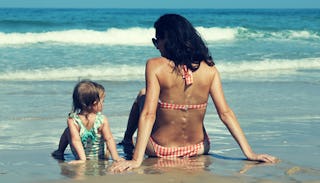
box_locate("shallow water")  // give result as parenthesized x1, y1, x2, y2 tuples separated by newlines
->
(0, 80, 319, 182)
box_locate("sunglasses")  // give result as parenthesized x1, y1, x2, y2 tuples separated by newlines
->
(152, 38, 158, 48)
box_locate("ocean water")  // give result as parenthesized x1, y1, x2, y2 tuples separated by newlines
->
(0, 8, 320, 182)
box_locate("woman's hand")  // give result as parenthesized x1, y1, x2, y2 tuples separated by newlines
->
(247, 153, 279, 163)
(68, 160, 86, 164)
(109, 159, 141, 173)
(114, 157, 125, 162)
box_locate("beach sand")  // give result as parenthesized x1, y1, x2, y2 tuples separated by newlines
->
(13, 151, 316, 183)
(0, 144, 319, 183)
(44, 157, 259, 183)
(44, 156, 320, 183)
(1, 80, 319, 183)
(50, 171, 246, 183)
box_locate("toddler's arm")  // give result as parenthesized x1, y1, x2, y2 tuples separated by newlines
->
(68, 118, 86, 163)
(101, 116, 124, 162)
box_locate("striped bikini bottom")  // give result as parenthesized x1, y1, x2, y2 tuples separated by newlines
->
(149, 137, 206, 158)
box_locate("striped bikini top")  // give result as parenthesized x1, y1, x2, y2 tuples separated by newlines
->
(158, 100, 207, 111)
(158, 65, 207, 111)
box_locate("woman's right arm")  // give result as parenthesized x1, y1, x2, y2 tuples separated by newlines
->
(209, 67, 277, 163)
(110, 58, 161, 172)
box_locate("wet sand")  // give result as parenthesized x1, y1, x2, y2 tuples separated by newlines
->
(46, 155, 320, 183)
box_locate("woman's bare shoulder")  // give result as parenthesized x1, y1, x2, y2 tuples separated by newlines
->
(199, 62, 218, 76)
(200, 61, 217, 69)
(146, 57, 172, 71)
(147, 57, 168, 64)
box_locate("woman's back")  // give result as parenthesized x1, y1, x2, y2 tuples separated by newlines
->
(150, 57, 216, 147)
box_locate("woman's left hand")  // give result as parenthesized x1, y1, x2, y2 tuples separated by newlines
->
(109, 160, 141, 173)
(68, 160, 86, 164)
(114, 157, 126, 162)
(247, 153, 279, 163)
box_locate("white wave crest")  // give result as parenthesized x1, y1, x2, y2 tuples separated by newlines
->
(218, 58, 320, 81)
(0, 27, 240, 45)
(219, 58, 320, 73)
(0, 27, 155, 45)
(197, 26, 238, 42)
(1, 27, 318, 46)
(0, 58, 319, 81)
(0, 65, 145, 81)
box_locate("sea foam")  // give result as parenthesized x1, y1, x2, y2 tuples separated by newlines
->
(1, 27, 317, 46)
(0, 58, 319, 81)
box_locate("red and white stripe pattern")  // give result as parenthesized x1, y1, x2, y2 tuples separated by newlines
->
(182, 65, 193, 85)
(158, 100, 207, 111)
(150, 137, 203, 158)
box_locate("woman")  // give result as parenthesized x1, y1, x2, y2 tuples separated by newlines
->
(112, 14, 277, 171)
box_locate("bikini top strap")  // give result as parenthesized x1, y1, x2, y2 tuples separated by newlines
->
(182, 65, 193, 85)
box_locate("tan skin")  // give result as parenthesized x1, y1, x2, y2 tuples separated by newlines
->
(111, 37, 277, 172)
(144, 59, 210, 154)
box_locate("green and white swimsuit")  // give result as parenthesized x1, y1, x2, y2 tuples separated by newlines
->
(69, 112, 105, 160)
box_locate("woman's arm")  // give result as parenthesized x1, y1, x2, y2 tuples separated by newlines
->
(131, 59, 160, 164)
(67, 118, 86, 163)
(209, 67, 277, 163)
(101, 116, 123, 162)
(111, 59, 160, 171)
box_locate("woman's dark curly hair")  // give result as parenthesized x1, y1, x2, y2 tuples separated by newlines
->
(154, 14, 214, 71)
